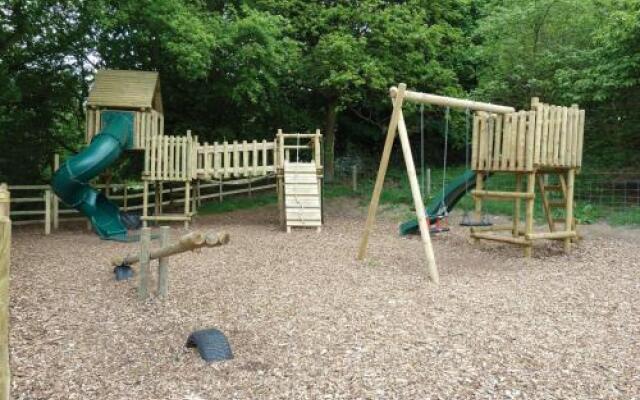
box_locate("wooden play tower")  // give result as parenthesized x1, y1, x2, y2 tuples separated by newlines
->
(469, 97, 585, 256)
(358, 84, 585, 283)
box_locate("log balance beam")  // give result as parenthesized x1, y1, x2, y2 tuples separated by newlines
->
(113, 227, 230, 300)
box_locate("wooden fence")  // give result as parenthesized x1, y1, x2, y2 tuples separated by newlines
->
(472, 98, 585, 172)
(7, 175, 276, 233)
(0, 184, 11, 400)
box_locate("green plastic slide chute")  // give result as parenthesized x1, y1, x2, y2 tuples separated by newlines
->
(399, 169, 478, 236)
(52, 111, 134, 241)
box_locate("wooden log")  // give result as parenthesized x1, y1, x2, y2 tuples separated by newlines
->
(478, 112, 488, 170)
(112, 230, 230, 267)
(138, 227, 150, 300)
(472, 190, 535, 199)
(470, 232, 529, 246)
(541, 104, 550, 166)
(531, 98, 543, 165)
(358, 84, 406, 260)
(516, 111, 527, 170)
(470, 224, 523, 233)
(560, 106, 568, 166)
(537, 174, 555, 232)
(390, 86, 515, 113)
(526, 231, 576, 241)
(509, 112, 519, 170)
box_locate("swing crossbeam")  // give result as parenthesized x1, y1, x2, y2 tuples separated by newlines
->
(390, 86, 515, 114)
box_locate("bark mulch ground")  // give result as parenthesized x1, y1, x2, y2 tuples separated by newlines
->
(8, 198, 640, 399)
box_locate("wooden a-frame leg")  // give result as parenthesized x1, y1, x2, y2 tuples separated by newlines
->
(397, 112, 439, 284)
(357, 84, 407, 261)
(142, 181, 149, 228)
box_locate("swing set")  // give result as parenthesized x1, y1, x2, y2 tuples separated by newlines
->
(358, 84, 585, 284)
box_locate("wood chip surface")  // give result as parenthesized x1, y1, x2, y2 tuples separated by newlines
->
(8, 199, 640, 399)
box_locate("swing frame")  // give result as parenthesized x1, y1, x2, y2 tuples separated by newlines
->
(357, 84, 515, 284)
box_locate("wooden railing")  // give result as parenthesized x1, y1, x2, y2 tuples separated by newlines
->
(195, 139, 277, 179)
(472, 98, 585, 172)
(7, 175, 276, 233)
(143, 132, 196, 181)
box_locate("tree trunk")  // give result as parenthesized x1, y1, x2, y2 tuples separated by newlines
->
(323, 98, 338, 181)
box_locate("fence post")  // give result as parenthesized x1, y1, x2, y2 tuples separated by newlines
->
(158, 226, 169, 298)
(138, 227, 151, 300)
(53, 154, 60, 229)
(0, 184, 11, 400)
(44, 189, 51, 235)
(352, 165, 358, 191)
(123, 186, 128, 211)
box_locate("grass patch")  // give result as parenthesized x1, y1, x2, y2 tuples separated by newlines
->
(197, 192, 277, 215)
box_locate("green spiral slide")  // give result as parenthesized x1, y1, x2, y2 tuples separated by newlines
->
(51, 111, 134, 241)
(399, 169, 477, 236)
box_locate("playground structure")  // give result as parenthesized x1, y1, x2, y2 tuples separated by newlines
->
(358, 84, 585, 283)
(0, 184, 11, 400)
(52, 70, 323, 240)
(112, 227, 230, 300)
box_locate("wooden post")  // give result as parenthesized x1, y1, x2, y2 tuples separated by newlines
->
(123, 186, 128, 211)
(158, 226, 169, 298)
(44, 189, 51, 235)
(142, 181, 149, 228)
(184, 181, 191, 229)
(352, 164, 358, 191)
(426, 168, 432, 197)
(564, 169, 575, 252)
(53, 154, 60, 229)
(357, 84, 407, 261)
(474, 172, 484, 221)
(513, 174, 522, 237)
(0, 184, 10, 400)
(524, 172, 536, 257)
(138, 227, 150, 300)
(154, 181, 161, 222)
(219, 178, 223, 203)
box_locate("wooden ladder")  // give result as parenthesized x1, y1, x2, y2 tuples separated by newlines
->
(538, 173, 577, 237)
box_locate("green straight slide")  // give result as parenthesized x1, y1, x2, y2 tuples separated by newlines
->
(399, 169, 477, 236)
(52, 111, 134, 240)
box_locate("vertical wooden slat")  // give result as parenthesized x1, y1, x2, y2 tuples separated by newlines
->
(553, 106, 561, 166)
(233, 141, 240, 177)
(569, 105, 578, 167)
(150, 136, 157, 180)
(517, 111, 527, 170)
(223, 141, 230, 179)
(577, 109, 585, 168)
(492, 115, 503, 170)
(252, 140, 258, 176)
(242, 140, 249, 177)
(532, 98, 543, 165)
(501, 113, 512, 170)
(262, 139, 268, 175)
(541, 104, 550, 166)
(559, 107, 568, 166)
(214, 142, 221, 179)
(471, 114, 480, 170)
(509, 112, 519, 170)
(525, 110, 536, 171)
(486, 115, 495, 170)
(163, 133, 169, 180)
(477, 113, 488, 170)
(182, 136, 187, 181)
